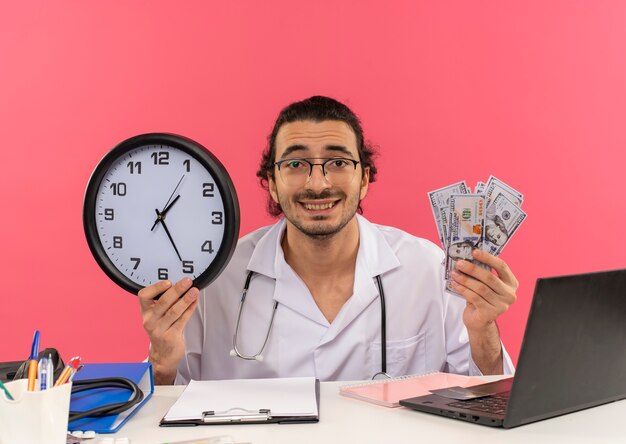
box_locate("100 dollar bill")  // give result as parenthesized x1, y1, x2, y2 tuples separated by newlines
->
(444, 194, 487, 292)
(483, 193, 527, 256)
(484, 175, 523, 207)
(428, 181, 469, 249)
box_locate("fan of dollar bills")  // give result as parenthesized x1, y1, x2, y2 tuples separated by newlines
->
(428, 176, 527, 293)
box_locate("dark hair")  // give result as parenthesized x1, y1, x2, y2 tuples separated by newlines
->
(256, 95, 378, 217)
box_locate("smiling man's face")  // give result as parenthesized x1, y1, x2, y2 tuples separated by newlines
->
(268, 119, 369, 239)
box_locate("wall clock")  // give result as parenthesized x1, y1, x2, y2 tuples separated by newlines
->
(83, 133, 239, 294)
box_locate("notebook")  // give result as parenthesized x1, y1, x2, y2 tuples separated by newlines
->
(400, 268, 626, 428)
(340, 372, 483, 407)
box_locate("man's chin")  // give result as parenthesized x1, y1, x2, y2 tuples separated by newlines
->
(300, 223, 341, 238)
(289, 218, 346, 239)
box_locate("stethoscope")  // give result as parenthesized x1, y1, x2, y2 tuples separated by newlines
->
(230, 270, 390, 379)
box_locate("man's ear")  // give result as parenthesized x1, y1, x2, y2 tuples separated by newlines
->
(359, 166, 370, 200)
(268, 173, 279, 203)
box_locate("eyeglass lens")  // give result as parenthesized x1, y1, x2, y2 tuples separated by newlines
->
(277, 158, 358, 186)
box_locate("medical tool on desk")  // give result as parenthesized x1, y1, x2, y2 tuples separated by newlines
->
(229, 270, 390, 379)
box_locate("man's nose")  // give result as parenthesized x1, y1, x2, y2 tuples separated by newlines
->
(305, 164, 330, 188)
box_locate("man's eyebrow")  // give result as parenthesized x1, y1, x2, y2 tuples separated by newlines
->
(280, 145, 307, 159)
(279, 144, 356, 159)
(325, 145, 355, 158)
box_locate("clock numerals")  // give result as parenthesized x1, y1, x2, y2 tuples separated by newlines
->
(151, 151, 170, 165)
(182, 260, 194, 274)
(86, 134, 239, 295)
(111, 182, 127, 196)
(203, 183, 215, 197)
(201, 240, 214, 253)
(113, 236, 123, 248)
(211, 211, 223, 225)
(126, 161, 142, 174)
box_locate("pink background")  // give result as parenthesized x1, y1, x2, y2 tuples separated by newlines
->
(1, 1, 624, 366)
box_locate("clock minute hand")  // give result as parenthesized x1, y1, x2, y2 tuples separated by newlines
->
(155, 209, 183, 262)
(150, 174, 185, 231)
(150, 194, 181, 231)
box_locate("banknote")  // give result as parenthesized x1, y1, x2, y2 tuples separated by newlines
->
(482, 193, 527, 256)
(444, 194, 487, 291)
(430, 177, 526, 295)
(428, 181, 469, 249)
(484, 175, 523, 207)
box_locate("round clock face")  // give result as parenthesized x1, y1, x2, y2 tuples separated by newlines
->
(83, 133, 239, 294)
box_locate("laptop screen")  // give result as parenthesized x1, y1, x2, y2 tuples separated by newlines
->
(505, 269, 626, 427)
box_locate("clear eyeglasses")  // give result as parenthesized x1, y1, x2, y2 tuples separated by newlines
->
(274, 157, 360, 186)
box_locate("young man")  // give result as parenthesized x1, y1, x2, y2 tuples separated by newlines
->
(139, 96, 518, 385)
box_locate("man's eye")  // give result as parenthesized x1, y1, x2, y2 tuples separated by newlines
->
(286, 160, 303, 168)
(331, 159, 348, 168)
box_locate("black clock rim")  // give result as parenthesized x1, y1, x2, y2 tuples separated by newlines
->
(83, 132, 240, 295)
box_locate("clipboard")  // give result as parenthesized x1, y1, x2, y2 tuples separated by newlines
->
(160, 377, 320, 426)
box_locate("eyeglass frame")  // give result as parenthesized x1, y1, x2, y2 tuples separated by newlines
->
(273, 157, 361, 185)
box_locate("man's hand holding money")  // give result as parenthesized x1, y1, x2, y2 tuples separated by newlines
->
(449, 249, 518, 331)
(449, 248, 519, 374)
(429, 176, 525, 374)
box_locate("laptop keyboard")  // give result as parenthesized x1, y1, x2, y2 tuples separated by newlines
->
(446, 392, 510, 415)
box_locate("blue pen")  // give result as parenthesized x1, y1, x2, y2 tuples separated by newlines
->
(27, 330, 40, 392)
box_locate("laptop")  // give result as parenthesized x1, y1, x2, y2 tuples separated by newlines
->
(400, 268, 626, 428)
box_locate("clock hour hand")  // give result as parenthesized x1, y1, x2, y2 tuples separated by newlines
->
(155, 209, 183, 262)
(151, 194, 181, 231)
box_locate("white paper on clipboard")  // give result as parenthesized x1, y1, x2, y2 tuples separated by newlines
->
(163, 377, 318, 421)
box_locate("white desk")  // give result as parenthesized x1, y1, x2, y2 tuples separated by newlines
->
(107, 381, 626, 444)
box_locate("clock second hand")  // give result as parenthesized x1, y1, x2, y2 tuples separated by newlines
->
(155, 209, 183, 262)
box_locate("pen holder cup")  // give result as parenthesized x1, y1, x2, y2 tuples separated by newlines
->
(0, 379, 72, 444)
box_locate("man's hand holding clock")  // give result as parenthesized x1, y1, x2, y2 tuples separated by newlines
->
(139, 278, 199, 385)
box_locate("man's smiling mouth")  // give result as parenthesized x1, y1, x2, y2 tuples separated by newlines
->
(301, 200, 338, 210)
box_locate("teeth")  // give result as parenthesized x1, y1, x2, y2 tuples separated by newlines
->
(304, 202, 335, 210)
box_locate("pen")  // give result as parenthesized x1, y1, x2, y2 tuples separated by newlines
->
(47, 353, 54, 388)
(54, 356, 81, 387)
(39, 357, 48, 390)
(27, 330, 40, 392)
(0, 380, 14, 401)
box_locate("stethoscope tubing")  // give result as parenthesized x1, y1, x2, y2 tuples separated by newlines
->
(231, 271, 388, 377)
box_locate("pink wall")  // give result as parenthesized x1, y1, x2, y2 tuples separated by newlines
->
(2, 1, 625, 365)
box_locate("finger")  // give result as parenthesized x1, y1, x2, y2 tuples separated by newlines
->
(156, 287, 199, 334)
(152, 278, 194, 319)
(451, 270, 512, 309)
(169, 294, 199, 334)
(455, 260, 508, 296)
(138, 280, 172, 311)
(471, 250, 519, 288)
(450, 280, 493, 312)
